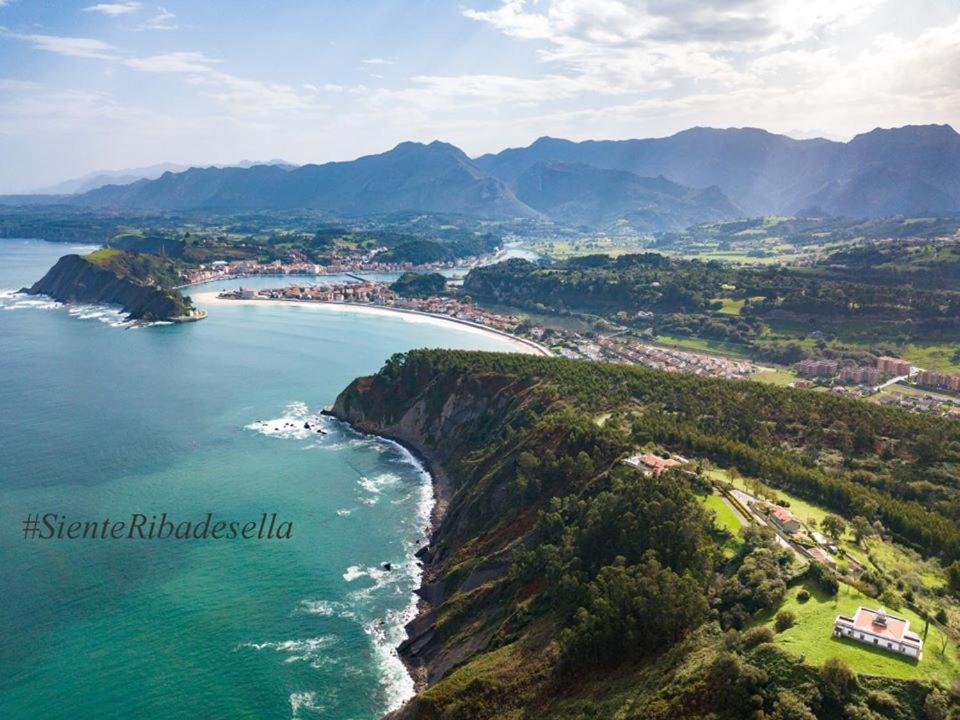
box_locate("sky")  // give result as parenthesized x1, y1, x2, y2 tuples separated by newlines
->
(0, 0, 958, 192)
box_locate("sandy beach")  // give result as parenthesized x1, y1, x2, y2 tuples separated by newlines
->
(193, 291, 551, 356)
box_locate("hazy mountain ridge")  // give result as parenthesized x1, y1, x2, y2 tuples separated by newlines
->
(64, 124, 960, 224)
(78, 141, 537, 220)
(515, 161, 740, 231)
(477, 124, 960, 217)
(32, 160, 297, 196)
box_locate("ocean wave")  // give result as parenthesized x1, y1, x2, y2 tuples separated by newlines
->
(238, 636, 338, 669)
(364, 605, 417, 713)
(1, 293, 63, 311)
(245, 401, 327, 440)
(0, 291, 140, 328)
(358, 472, 400, 495)
(66, 304, 135, 328)
(289, 690, 323, 719)
(296, 599, 339, 616)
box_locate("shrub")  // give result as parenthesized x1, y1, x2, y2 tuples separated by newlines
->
(819, 657, 856, 706)
(935, 608, 948, 625)
(924, 688, 949, 720)
(808, 562, 839, 596)
(775, 610, 797, 632)
(880, 588, 903, 611)
(742, 625, 775, 648)
(797, 589, 810, 603)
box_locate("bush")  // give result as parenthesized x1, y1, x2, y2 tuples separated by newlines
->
(819, 657, 856, 706)
(775, 610, 797, 632)
(935, 608, 948, 625)
(742, 625, 775, 648)
(880, 588, 903, 611)
(808, 562, 839, 596)
(924, 688, 949, 720)
(797, 589, 810, 603)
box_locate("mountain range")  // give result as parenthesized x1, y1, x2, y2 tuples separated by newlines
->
(43, 124, 960, 229)
(31, 159, 296, 195)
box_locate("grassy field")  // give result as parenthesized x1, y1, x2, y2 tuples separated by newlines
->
(715, 297, 747, 315)
(752, 367, 798, 386)
(697, 491, 744, 558)
(84, 247, 122, 266)
(759, 581, 959, 683)
(653, 334, 753, 359)
(703, 492, 744, 532)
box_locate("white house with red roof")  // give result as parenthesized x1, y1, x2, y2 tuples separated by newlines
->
(833, 607, 923, 659)
(766, 503, 800, 534)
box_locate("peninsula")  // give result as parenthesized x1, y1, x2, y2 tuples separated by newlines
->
(23, 248, 203, 323)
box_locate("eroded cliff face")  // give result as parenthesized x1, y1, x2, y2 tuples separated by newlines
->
(23, 254, 192, 321)
(329, 354, 553, 707)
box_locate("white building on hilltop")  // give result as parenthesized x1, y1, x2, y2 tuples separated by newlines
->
(833, 607, 922, 659)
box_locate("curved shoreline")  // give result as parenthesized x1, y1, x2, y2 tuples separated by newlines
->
(321, 409, 450, 706)
(192, 291, 552, 356)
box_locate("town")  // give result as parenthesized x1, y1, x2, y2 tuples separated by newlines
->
(219, 280, 764, 381)
(795, 355, 960, 418)
(183, 248, 487, 286)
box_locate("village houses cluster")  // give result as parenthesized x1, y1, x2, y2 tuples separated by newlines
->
(794, 355, 912, 386)
(598, 335, 755, 379)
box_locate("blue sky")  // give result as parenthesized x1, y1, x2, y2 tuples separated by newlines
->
(0, 0, 958, 192)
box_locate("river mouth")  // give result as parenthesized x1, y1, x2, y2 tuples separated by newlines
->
(0, 239, 523, 720)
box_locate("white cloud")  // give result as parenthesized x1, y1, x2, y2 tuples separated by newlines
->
(83, 2, 141, 16)
(140, 6, 176, 30)
(126, 51, 218, 73)
(361, 57, 393, 66)
(0, 29, 117, 59)
(126, 51, 314, 115)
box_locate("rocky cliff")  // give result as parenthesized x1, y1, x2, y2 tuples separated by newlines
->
(23, 254, 196, 322)
(331, 352, 556, 698)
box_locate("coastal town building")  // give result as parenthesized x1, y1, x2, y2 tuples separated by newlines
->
(598, 336, 755, 380)
(877, 356, 912, 376)
(795, 359, 840, 378)
(917, 370, 960, 393)
(839, 365, 882, 386)
(766, 503, 800, 534)
(623, 453, 683, 475)
(833, 607, 923, 659)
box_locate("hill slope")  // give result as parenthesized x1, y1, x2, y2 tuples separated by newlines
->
(330, 350, 957, 720)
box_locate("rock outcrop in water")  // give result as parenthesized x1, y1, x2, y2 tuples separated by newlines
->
(22, 254, 198, 322)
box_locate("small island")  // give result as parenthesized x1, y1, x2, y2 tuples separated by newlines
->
(23, 248, 204, 324)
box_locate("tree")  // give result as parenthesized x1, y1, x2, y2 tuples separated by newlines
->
(851, 516, 874, 544)
(822, 514, 846, 542)
(947, 560, 960, 595)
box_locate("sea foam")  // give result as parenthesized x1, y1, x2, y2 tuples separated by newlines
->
(245, 401, 326, 440)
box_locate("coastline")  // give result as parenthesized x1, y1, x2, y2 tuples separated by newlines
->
(192, 291, 551, 357)
(322, 409, 451, 704)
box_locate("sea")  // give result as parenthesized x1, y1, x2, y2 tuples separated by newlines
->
(0, 239, 524, 720)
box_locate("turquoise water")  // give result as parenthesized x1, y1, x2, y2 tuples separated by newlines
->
(0, 239, 520, 719)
